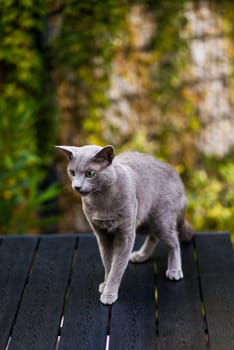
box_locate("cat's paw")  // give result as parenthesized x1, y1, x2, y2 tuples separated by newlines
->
(130, 251, 147, 263)
(100, 293, 118, 305)
(99, 282, 106, 294)
(166, 269, 184, 280)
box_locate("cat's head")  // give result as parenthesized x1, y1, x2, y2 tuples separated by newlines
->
(55, 144, 116, 196)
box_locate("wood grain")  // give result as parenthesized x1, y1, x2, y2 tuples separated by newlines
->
(9, 235, 76, 350)
(195, 233, 234, 350)
(109, 235, 156, 350)
(156, 240, 206, 350)
(58, 235, 109, 350)
(0, 236, 37, 349)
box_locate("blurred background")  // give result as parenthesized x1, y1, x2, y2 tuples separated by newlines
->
(0, 0, 233, 239)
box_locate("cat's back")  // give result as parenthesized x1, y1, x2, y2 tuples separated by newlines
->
(115, 151, 184, 197)
(114, 151, 186, 227)
(115, 151, 175, 180)
(116, 151, 148, 166)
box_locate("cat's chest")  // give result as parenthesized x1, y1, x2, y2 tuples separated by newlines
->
(83, 201, 125, 232)
(91, 217, 117, 231)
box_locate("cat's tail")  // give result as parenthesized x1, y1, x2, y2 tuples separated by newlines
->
(178, 219, 194, 241)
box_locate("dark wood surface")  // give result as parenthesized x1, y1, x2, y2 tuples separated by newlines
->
(109, 236, 156, 350)
(195, 234, 234, 350)
(156, 241, 206, 350)
(0, 236, 37, 349)
(58, 236, 109, 350)
(8, 236, 76, 350)
(0, 232, 233, 350)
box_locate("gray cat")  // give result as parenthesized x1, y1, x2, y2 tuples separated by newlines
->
(56, 144, 193, 305)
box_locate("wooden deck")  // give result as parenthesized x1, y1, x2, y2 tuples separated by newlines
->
(0, 233, 233, 350)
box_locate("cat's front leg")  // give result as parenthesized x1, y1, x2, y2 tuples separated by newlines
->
(100, 230, 135, 305)
(95, 231, 114, 293)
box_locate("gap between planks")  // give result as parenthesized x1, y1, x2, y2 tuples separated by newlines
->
(54, 238, 79, 350)
(192, 238, 211, 349)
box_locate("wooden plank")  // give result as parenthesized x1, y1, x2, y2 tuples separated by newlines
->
(58, 234, 109, 350)
(109, 235, 156, 350)
(0, 236, 38, 349)
(9, 235, 76, 350)
(156, 240, 206, 350)
(195, 233, 233, 274)
(195, 233, 234, 350)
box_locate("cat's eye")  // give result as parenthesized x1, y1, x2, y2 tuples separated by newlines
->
(85, 170, 96, 178)
(69, 170, 75, 177)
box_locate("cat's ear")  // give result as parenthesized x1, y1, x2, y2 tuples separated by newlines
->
(55, 146, 77, 160)
(90, 145, 114, 170)
(94, 145, 115, 165)
(89, 145, 114, 170)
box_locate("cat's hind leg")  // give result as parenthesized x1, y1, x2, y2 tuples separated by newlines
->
(99, 282, 106, 294)
(162, 230, 183, 280)
(130, 235, 158, 263)
(153, 212, 184, 280)
(165, 233, 183, 280)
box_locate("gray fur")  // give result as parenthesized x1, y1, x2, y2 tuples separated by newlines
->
(56, 144, 193, 305)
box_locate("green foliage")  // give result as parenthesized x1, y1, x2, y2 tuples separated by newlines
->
(51, 0, 128, 143)
(0, 0, 233, 239)
(187, 161, 234, 235)
(150, 0, 189, 105)
(51, 0, 233, 238)
(0, 0, 58, 234)
(124, 1, 234, 239)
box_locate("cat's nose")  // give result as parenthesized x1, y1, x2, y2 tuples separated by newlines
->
(74, 186, 82, 192)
